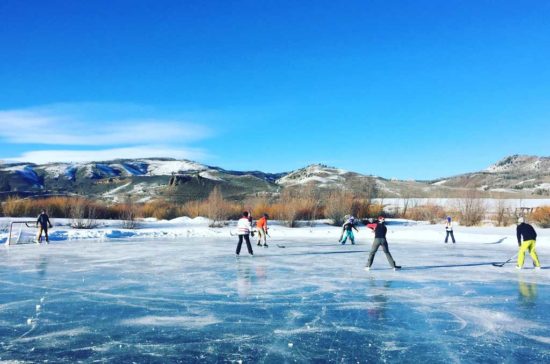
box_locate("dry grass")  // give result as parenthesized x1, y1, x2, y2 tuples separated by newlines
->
(531, 206, 550, 228)
(404, 204, 447, 224)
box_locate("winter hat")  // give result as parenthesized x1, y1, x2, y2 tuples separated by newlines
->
(447, 216, 451, 222)
(518, 217, 524, 224)
(378, 216, 385, 222)
(349, 216, 355, 222)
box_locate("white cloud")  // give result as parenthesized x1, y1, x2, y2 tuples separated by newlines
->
(7, 146, 208, 164)
(0, 103, 211, 146)
(0, 103, 215, 164)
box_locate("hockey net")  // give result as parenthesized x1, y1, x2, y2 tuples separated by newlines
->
(5, 220, 37, 246)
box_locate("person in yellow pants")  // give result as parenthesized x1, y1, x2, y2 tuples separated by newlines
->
(516, 217, 541, 269)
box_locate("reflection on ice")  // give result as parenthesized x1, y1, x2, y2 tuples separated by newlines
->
(518, 280, 537, 308)
(0, 237, 549, 362)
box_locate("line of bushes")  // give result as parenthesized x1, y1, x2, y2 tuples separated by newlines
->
(2, 194, 549, 228)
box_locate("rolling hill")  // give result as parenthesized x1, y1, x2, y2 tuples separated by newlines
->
(0, 155, 548, 202)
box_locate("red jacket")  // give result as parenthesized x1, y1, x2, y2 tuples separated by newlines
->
(256, 216, 268, 231)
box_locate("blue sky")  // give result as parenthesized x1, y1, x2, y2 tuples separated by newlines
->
(1, 0, 549, 179)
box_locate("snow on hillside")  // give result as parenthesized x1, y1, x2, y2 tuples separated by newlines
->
(486, 155, 550, 173)
(41, 163, 77, 179)
(199, 170, 224, 181)
(3, 164, 43, 185)
(276, 164, 348, 186)
(0, 159, 214, 186)
(139, 159, 208, 176)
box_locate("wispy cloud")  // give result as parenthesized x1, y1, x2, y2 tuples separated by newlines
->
(0, 103, 211, 146)
(0, 103, 214, 163)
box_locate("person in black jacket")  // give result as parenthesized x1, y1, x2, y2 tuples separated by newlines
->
(36, 209, 52, 244)
(365, 216, 401, 270)
(516, 217, 541, 269)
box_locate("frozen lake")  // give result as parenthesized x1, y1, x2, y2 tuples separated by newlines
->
(1, 236, 549, 363)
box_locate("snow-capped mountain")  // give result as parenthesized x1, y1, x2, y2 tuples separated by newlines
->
(276, 164, 351, 187)
(486, 155, 550, 174)
(0, 158, 283, 202)
(0, 155, 549, 202)
(431, 155, 550, 194)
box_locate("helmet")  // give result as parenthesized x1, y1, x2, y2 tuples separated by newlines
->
(378, 216, 385, 221)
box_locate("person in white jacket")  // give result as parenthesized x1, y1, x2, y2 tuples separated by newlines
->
(444, 216, 456, 243)
(236, 211, 254, 256)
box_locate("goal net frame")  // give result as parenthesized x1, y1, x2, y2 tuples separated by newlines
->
(5, 221, 37, 246)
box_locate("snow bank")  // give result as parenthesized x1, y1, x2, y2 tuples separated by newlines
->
(2, 217, 548, 247)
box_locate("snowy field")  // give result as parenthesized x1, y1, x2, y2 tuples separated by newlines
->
(1, 218, 549, 362)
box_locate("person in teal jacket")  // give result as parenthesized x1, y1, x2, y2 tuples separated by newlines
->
(340, 216, 359, 245)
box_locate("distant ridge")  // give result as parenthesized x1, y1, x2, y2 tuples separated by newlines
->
(0, 155, 548, 201)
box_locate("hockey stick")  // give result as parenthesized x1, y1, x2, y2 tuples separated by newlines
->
(492, 252, 518, 267)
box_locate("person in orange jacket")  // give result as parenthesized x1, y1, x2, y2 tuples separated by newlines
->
(256, 213, 269, 247)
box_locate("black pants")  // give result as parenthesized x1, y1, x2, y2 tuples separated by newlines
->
(445, 230, 456, 243)
(367, 238, 396, 268)
(236, 234, 253, 255)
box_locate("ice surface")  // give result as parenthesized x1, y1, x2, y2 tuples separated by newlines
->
(0, 222, 549, 362)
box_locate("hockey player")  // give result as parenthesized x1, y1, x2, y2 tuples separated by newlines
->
(36, 209, 52, 244)
(516, 217, 541, 270)
(256, 213, 269, 247)
(340, 216, 359, 245)
(236, 211, 254, 256)
(444, 216, 456, 243)
(365, 216, 401, 270)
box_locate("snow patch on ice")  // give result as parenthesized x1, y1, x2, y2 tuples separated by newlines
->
(120, 315, 221, 328)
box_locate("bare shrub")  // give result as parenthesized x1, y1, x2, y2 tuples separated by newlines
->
(324, 189, 353, 226)
(493, 199, 514, 227)
(531, 206, 550, 228)
(456, 191, 487, 226)
(70, 198, 98, 229)
(405, 204, 446, 223)
(278, 189, 300, 227)
(121, 195, 139, 229)
(205, 186, 228, 227)
(302, 183, 322, 225)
